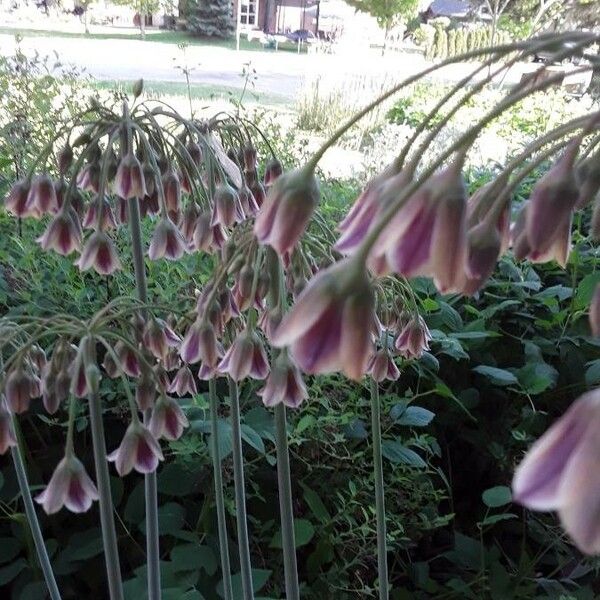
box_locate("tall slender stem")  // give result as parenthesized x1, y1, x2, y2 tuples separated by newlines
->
(370, 379, 388, 600)
(88, 392, 125, 600)
(10, 425, 62, 600)
(228, 377, 254, 599)
(127, 196, 161, 600)
(274, 404, 299, 600)
(209, 378, 233, 600)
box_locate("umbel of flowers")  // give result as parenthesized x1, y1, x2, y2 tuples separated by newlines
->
(2, 30, 600, 600)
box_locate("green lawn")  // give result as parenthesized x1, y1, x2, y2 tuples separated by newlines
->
(93, 79, 290, 106)
(0, 25, 305, 53)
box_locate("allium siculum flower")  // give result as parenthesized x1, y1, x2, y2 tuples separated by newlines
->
(367, 349, 400, 382)
(512, 388, 600, 554)
(258, 353, 308, 408)
(232, 265, 256, 312)
(0, 397, 17, 454)
(69, 336, 95, 398)
(76, 231, 122, 275)
(168, 365, 197, 396)
(263, 157, 283, 187)
(575, 152, 600, 209)
(180, 202, 200, 243)
(395, 316, 432, 359)
(254, 167, 320, 256)
(239, 185, 260, 217)
(218, 330, 270, 381)
(148, 217, 187, 261)
(461, 218, 502, 296)
(114, 152, 147, 199)
(35, 455, 99, 514)
(4, 180, 31, 217)
(149, 396, 189, 441)
(180, 319, 222, 365)
(26, 174, 58, 216)
(82, 195, 117, 231)
(512, 204, 572, 268)
(590, 283, 600, 337)
(143, 317, 181, 360)
(57, 144, 73, 176)
(115, 341, 141, 378)
(211, 183, 243, 227)
(76, 162, 101, 193)
(271, 258, 376, 380)
(37, 208, 83, 256)
(162, 169, 181, 215)
(375, 163, 468, 294)
(136, 367, 157, 411)
(5, 366, 36, 414)
(525, 147, 579, 261)
(108, 421, 164, 475)
(335, 165, 402, 256)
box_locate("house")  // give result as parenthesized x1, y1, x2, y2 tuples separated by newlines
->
(232, 0, 319, 36)
(421, 0, 491, 21)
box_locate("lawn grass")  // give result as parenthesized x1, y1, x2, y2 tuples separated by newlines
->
(92, 78, 290, 106)
(0, 25, 305, 53)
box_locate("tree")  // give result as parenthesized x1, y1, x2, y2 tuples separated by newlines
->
(186, 0, 235, 38)
(345, 0, 420, 54)
(111, 0, 161, 38)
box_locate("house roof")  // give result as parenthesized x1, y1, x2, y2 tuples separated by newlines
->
(429, 0, 472, 17)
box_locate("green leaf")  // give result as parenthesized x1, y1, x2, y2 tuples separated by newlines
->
(344, 418, 368, 440)
(585, 360, 600, 386)
(170, 543, 217, 575)
(295, 414, 316, 434)
(381, 440, 427, 467)
(575, 272, 600, 310)
(473, 365, 518, 386)
(241, 424, 265, 454)
(516, 362, 558, 395)
(395, 406, 435, 427)
(482, 486, 512, 508)
(158, 463, 199, 497)
(140, 502, 185, 535)
(270, 518, 315, 548)
(18, 582, 48, 600)
(0, 559, 27, 585)
(480, 513, 517, 527)
(244, 407, 275, 443)
(300, 483, 331, 524)
(0, 537, 21, 564)
(59, 528, 104, 562)
(217, 569, 271, 599)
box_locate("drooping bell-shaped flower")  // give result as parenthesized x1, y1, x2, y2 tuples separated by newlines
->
(590, 283, 600, 337)
(108, 421, 164, 475)
(395, 316, 431, 359)
(271, 258, 375, 380)
(367, 349, 400, 382)
(162, 169, 181, 217)
(258, 353, 308, 408)
(35, 455, 99, 514)
(232, 265, 255, 312)
(377, 163, 468, 294)
(168, 365, 197, 396)
(211, 183, 243, 228)
(76, 231, 122, 275)
(239, 185, 260, 218)
(218, 330, 270, 381)
(5, 366, 36, 414)
(77, 162, 101, 193)
(335, 166, 402, 256)
(192, 211, 215, 252)
(461, 218, 502, 295)
(82, 195, 117, 231)
(149, 396, 189, 441)
(4, 180, 31, 217)
(263, 158, 283, 187)
(525, 146, 579, 260)
(136, 367, 157, 411)
(254, 167, 320, 256)
(115, 341, 141, 378)
(0, 397, 17, 454)
(143, 317, 181, 360)
(69, 336, 95, 398)
(114, 152, 147, 199)
(26, 174, 58, 216)
(180, 319, 222, 366)
(37, 208, 83, 256)
(180, 201, 200, 243)
(512, 388, 600, 554)
(575, 150, 600, 209)
(148, 217, 187, 261)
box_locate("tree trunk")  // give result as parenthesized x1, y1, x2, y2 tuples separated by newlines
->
(84, 8, 89, 34)
(140, 13, 146, 39)
(381, 23, 390, 57)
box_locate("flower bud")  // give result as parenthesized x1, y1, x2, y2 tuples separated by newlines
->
(162, 169, 181, 215)
(136, 367, 157, 411)
(57, 144, 74, 176)
(263, 158, 283, 186)
(395, 316, 431, 359)
(133, 78, 144, 98)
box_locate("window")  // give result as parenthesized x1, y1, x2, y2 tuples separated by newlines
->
(240, 0, 258, 27)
